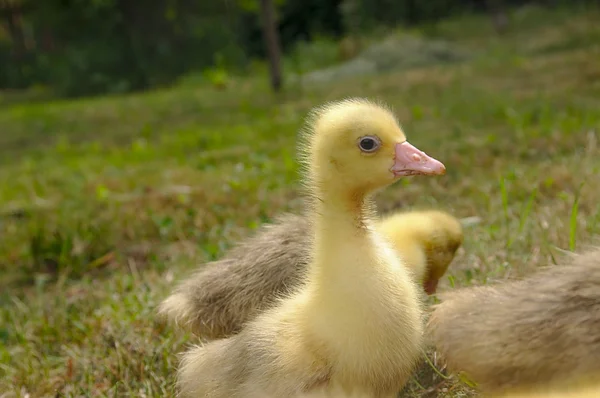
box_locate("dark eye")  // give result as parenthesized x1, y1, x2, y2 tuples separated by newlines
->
(358, 136, 380, 153)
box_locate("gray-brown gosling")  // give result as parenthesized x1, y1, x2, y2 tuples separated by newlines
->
(427, 247, 600, 396)
(493, 382, 600, 398)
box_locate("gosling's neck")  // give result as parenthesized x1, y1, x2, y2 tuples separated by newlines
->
(310, 181, 376, 231)
(307, 171, 381, 229)
(306, 181, 381, 282)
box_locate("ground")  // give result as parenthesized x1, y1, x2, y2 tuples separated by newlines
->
(1, 4, 600, 397)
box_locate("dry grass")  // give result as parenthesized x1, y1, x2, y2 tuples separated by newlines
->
(1, 4, 600, 397)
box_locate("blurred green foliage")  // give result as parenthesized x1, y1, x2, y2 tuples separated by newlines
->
(0, 0, 595, 97)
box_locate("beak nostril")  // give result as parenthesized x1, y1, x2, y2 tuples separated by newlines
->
(392, 141, 445, 176)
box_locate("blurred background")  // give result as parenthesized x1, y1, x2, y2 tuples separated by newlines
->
(0, 0, 593, 98)
(1, 0, 599, 396)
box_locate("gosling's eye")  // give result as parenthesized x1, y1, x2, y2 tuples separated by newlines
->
(358, 136, 381, 153)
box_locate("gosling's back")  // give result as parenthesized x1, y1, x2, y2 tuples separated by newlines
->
(427, 248, 600, 392)
(159, 213, 311, 338)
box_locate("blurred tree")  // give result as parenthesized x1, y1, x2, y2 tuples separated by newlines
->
(259, 0, 283, 91)
(0, 0, 26, 87)
(485, 0, 509, 34)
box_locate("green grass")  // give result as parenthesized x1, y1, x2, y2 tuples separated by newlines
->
(2, 4, 600, 397)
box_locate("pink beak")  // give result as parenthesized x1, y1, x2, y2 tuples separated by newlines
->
(390, 141, 446, 177)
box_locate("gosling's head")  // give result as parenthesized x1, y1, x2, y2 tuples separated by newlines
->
(378, 210, 463, 294)
(300, 98, 446, 197)
(419, 211, 463, 294)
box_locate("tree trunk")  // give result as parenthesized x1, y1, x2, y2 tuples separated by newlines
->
(2, 3, 26, 86)
(4, 5, 26, 60)
(40, 27, 56, 52)
(259, 0, 283, 92)
(485, 0, 509, 34)
(115, 0, 149, 89)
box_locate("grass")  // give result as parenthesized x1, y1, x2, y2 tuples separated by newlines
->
(1, 4, 600, 397)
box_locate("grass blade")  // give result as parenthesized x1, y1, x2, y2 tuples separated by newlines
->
(569, 183, 584, 252)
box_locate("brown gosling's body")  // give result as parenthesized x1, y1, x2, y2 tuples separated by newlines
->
(176, 98, 447, 397)
(427, 247, 600, 395)
(159, 210, 463, 339)
(494, 381, 600, 398)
